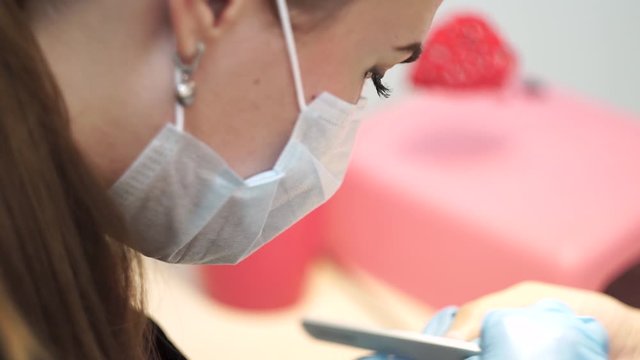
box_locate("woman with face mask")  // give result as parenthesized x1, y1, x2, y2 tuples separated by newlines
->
(0, 0, 624, 359)
(0, 0, 438, 358)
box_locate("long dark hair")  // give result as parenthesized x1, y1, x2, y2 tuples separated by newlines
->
(0, 0, 148, 359)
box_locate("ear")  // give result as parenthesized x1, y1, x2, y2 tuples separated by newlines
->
(168, 0, 244, 62)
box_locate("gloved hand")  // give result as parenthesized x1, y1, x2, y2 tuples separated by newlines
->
(446, 281, 639, 359)
(359, 300, 609, 360)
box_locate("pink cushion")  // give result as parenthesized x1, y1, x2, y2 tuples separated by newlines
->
(323, 87, 640, 307)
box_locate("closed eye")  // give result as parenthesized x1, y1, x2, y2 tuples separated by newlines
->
(397, 43, 423, 64)
(364, 43, 422, 98)
(365, 68, 392, 98)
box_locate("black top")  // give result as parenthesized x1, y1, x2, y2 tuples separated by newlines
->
(149, 319, 188, 360)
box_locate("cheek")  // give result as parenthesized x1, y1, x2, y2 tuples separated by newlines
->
(306, 67, 365, 104)
(183, 25, 302, 178)
(298, 42, 368, 104)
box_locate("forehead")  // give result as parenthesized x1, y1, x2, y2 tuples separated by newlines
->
(344, 0, 442, 42)
(293, 0, 443, 72)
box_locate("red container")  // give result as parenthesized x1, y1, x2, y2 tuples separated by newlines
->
(200, 208, 325, 310)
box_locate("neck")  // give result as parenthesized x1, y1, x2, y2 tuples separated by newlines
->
(33, 0, 176, 186)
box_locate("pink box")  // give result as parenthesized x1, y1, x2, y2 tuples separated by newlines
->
(323, 87, 640, 308)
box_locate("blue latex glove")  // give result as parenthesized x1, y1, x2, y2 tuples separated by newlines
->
(359, 300, 609, 360)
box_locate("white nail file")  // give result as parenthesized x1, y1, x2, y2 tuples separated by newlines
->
(303, 318, 481, 360)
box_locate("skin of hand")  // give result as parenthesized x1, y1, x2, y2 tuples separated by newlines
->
(446, 281, 640, 360)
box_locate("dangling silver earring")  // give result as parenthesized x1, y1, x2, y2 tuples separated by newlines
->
(175, 42, 205, 107)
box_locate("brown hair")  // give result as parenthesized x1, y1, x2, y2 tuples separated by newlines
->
(0, 1, 148, 359)
(270, 0, 349, 30)
(289, 0, 347, 11)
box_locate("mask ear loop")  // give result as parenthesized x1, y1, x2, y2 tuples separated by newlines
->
(275, 0, 307, 112)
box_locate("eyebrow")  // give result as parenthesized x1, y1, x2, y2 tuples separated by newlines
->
(396, 43, 423, 64)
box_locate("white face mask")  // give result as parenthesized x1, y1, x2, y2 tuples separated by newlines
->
(110, 0, 366, 264)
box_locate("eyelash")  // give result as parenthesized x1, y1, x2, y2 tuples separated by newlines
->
(366, 69, 392, 98)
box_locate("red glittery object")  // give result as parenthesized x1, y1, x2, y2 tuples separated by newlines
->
(412, 14, 517, 90)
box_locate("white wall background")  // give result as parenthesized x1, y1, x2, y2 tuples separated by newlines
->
(364, 0, 640, 116)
